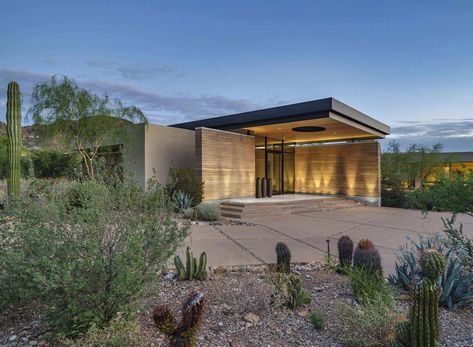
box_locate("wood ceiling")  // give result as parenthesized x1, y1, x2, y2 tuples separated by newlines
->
(243, 115, 381, 144)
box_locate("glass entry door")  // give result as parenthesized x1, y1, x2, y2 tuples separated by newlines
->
(255, 137, 294, 195)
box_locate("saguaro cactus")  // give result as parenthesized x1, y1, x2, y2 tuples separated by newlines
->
(6, 82, 22, 201)
(410, 249, 445, 347)
(153, 292, 206, 347)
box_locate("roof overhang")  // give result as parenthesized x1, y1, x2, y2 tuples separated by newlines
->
(172, 97, 390, 143)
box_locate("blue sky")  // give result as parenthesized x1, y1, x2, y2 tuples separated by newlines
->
(1, 0, 473, 151)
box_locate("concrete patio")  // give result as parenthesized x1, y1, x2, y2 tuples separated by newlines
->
(180, 206, 473, 275)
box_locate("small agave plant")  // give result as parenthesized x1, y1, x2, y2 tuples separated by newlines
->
(173, 191, 193, 212)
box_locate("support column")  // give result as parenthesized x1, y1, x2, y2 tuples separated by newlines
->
(264, 136, 268, 179)
(281, 140, 284, 195)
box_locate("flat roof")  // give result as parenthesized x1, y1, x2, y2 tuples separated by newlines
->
(171, 97, 390, 136)
(440, 152, 473, 163)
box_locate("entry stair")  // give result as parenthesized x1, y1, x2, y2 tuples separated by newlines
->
(220, 197, 361, 219)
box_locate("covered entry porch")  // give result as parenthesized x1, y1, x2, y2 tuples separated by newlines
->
(172, 97, 390, 205)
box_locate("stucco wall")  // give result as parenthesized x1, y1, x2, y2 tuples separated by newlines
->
(144, 124, 195, 186)
(122, 123, 195, 187)
(294, 142, 380, 205)
(196, 127, 255, 201)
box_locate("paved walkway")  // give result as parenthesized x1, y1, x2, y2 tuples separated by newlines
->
(180, 206, 473, 275)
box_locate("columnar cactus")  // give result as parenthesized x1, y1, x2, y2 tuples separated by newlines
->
(410, 249, 445, 347)
(353, 239, 383, 276)
(276, 242, 291, 273)
(6, 82, 22, 201)
(153, 292, 206, 347)
(419, 249, 445, 280)
(174, 246, 207, 280)
(337, 235, 354, 268)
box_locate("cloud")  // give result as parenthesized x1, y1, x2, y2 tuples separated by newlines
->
(117, 65, 174, 80)
(86, 59, 116, 68)
(382, 119, 473, 152)
(0, 68, 256, 124)
(86, 60, 178, 80)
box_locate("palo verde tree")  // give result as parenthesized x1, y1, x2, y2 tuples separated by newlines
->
(29, 76, 147, 178)
(382, 140, 446, 190)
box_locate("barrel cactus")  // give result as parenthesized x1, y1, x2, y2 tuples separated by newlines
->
(276, 242, 291, 273)
(174, 246, 207, 280)
(337, 235, 354, 268)
(410, 249, 445, 347)
(153, 292, 206, 347)
(353, 239, 382, 276)
(5, 82, 22, 201)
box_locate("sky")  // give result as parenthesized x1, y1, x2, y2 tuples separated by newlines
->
(1, 0, 473, 151)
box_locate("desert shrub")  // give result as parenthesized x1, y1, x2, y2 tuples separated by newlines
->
(411, 172, 473, 215)
(389, 232, 473, 310)
(309, 308, 324, 330)
(196, 202, 220, 221)
(30, 149, 82, 178)
(443, 215, 473, 269)
(63, 313, 153, 347)
(381, 186, 408, 208)
(272, 272, 311, 309)
(0, 175, 189, 336)
(347, 266, 395, 307)
(167, 164, 203, 206)
(173, 190, 193, 212)
(337, 295, 398, 347)
(183, 207, 197, 220)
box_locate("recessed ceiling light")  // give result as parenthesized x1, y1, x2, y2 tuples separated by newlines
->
(292, 126, 326, 133)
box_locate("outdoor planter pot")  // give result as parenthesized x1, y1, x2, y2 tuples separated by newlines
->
(261, 177, 267, 198)
(256, 177, 262, 198)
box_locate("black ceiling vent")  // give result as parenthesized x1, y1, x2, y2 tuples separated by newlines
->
(292, 126, 326, 133)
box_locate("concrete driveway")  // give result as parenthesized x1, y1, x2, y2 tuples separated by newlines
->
(181, 206, 473, 275)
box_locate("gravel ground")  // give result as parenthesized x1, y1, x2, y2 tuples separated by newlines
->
(2, 264, 472, 346)
(140, 264, 473, 347)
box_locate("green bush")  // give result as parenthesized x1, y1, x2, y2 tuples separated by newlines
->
(63, 313, 153, 347)
(167, 164, 203, 206)
(183, 207, 197, 220)
(337, 295, 398, 347)
(196, 202, 220, 221)
(347, 266, 395, 307)
(381, 186, 408, 208)
(0, 175, 189, 336)
(30, 149, 82, 178)
(309, 308, 324, 330)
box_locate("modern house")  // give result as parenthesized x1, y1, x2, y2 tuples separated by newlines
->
(439, 152, 473, 178)
(123, 98, 390, 206)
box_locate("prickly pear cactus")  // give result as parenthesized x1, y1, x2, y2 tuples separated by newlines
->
(6, 82, 22, 201)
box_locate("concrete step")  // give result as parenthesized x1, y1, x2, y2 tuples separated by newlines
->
(219, 197, 362, 219)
